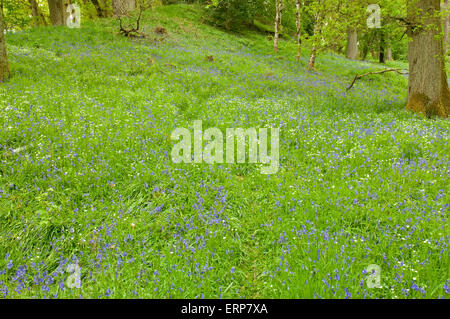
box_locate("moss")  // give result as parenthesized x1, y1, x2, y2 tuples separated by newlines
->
(407, 92, 449, 119)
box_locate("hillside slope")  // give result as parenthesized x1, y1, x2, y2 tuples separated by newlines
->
(0, 5, 448, 298)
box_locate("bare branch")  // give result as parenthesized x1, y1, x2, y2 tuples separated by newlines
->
(346, 68, 408, 91)
(117, 3, 148, 38)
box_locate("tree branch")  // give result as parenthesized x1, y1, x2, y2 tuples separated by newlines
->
(346, 68, 408, 91)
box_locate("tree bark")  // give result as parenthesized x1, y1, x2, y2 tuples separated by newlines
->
(308, 22, 319, 69)
(308, 47, 317, 69)
(295, 0, 302, 61)
(29, 0, 47, 26)
(361, 36, 369, 60)
(48, 0, 70, 26)
(0, 3, 9, 83)
(112, 0, 136, 16)
(379, 29, 385, 63)
(90, 0, 107, 17)
(346, 27, 358, 60)
(406, 0, 449, 118)
(444, 0, 449, 54)
(386, 38, 393, 61)
(29, 0, 40, 25)
(274, 0, 283, 53)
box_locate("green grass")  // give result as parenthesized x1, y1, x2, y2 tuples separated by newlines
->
(0, 4, 448, 299)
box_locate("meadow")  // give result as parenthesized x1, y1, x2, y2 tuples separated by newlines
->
(0, 4, 448, 298)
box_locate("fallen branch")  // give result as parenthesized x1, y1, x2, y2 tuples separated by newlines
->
(346, 68, 408, 91)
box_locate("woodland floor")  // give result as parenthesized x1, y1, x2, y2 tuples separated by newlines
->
(0, 4, 448, 298)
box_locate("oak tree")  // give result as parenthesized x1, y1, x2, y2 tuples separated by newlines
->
(406, 0, 449, 118)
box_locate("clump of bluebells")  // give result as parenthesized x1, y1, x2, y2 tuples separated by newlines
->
(0, 5, 448, 299)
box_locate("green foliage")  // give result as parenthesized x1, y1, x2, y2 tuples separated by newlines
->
(2, 0, 34, 30)
(202, 0, 268, 31)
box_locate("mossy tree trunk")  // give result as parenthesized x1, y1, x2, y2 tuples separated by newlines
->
(406, 0, 449, 118)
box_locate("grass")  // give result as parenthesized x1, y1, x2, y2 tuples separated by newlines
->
(0, 4, 449, 299)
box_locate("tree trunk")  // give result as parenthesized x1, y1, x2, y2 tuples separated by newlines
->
(386, 46, 393, 61)
(308, 22, 319, 69)
(361, 37, 369, 60)
(386, 38, 393, 61)
(274, 0, 283, 53)
(361, 47, 368, 60)
(308, 47, 317, 70)
(379, 29, 385, 63)
(295, 0, 302, 61)
(48, 0, 70, 26)
(112, 0, 136, 16)
(406, 0, 449, 118)
(0, 3, 9, 83)
(444, 0, 449, 54)
(90, 0, 106, 17)
(29, 0, 40, 26)
(29, 0, 47, 26)
(346, 27, 358, 60)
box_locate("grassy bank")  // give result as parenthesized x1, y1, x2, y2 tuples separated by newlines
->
(0, 4, 448, 298)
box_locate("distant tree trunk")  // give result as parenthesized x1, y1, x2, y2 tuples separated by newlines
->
(386, 37, 393, 61)
(28, 0, 47, 27)
(361, 35, 369, 60)
(379, 29, 385, 63)
(386, 46, 393, 61)
(346, 27, 358, 60)
(29, 0, 39, 25)
(361, 48, 368, 60)
(308, 22, 319, 69)
(295, 0, 302, 61)
(112, 0, 136, 16)
(90, 0, 107, 17)
(97, 0, 112, 17)
(361, 30, 376, 60)
(29, 0, 47, 26)
(0, 3, 9, 83)
(48, 0, 70, 26)
(274, 0, 283, 53)
(407, 0, 449, 118)
(444, 0, 449, 54)
(308, 47, 317, 69)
